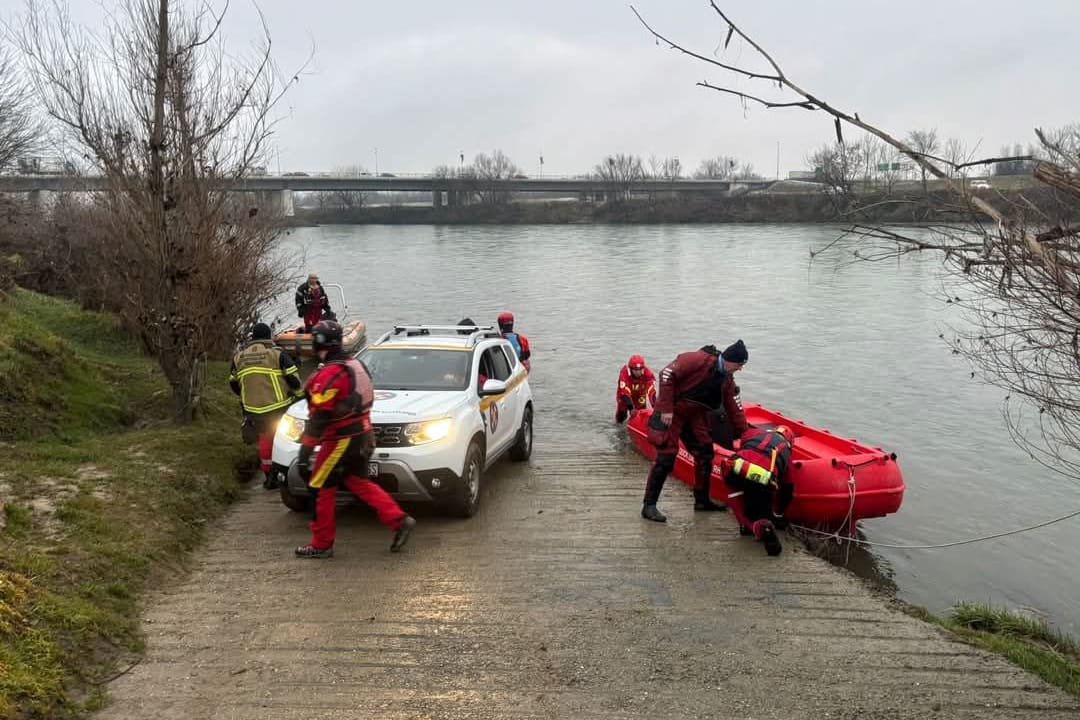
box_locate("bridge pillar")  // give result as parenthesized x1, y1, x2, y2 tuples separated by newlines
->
(432, 190, 443, 209)
(26, 190, 43, 212)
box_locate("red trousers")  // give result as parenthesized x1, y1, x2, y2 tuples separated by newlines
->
(257, 431, 274, 473)
(307, 434, 406, 549)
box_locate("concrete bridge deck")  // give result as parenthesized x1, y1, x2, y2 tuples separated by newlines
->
(0, 173, 775, 194)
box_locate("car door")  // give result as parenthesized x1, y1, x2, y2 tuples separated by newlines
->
(480, 345, 515, 457)
(495, 343, 523, 436)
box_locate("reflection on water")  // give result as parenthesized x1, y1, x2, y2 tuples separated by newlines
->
(277, 223, 1080, 635)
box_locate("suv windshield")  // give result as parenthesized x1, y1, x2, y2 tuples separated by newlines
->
(360, 346, 472, 391)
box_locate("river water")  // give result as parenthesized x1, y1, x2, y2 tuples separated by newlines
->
(277, 223, 1080, 635)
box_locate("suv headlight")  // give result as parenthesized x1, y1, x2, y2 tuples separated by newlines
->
(279, 414, 306, 443)
(403, 418, 452, 445)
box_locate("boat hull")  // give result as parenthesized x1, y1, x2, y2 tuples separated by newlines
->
(626, 405, 904, 531)
(273, 320, 368, 359)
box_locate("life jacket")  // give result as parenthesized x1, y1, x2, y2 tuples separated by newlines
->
(731, 429, 791, 486)
(232, 341, 294, 414)
(503, 332, 523, 359)
(308, 357, 375, 439)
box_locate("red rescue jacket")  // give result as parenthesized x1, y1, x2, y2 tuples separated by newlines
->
(616, 365, 656, 411)
(731, 428, 792, 484)
(300, 355, 374, 448)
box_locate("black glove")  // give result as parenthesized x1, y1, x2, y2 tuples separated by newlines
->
(297, 446, 314, 482)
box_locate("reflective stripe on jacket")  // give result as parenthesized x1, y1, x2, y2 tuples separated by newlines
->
(230, 341, 300, 414)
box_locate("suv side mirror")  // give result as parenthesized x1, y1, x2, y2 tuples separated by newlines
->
(480, 378, 507, 396)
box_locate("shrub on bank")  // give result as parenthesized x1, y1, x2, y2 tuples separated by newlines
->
(0, 288, 252, 719)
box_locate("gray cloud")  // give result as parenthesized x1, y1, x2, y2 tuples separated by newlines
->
(3, 0, 1078, 176)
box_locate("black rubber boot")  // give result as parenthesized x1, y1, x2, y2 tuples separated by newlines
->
(759, 520, 783, 556)
(641, 504, 667, 523)
(390, 516, 416, 553)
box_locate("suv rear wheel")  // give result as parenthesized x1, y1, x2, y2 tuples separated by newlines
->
(509, 404, 533, 461)
(280, 485, 310, 513)
(448, 440, 483, 517)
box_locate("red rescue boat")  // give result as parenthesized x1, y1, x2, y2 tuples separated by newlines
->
(626, 405, 905, 532)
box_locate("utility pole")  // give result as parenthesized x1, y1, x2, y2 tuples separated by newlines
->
(539, 153, 544, 178)
(776, 141, 781, 181)
(374, 147, 379, 175)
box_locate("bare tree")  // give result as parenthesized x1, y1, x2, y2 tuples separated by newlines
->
(633, 2, 1080, 481)
(906, 129, 940, 196)
(468, 149, 519, 204)
(694, 155, 739, 179)
(594, 153, 645, 202)
(0, 48, 41, 172)
(943, 137, 971, 178)
(311, 165, 368, 209)
(16, 0, 304, 421)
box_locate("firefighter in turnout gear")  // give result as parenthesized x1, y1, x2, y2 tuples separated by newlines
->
(615, 354, 656, 423)
(641, 340, 750, 522)
(723, 424, 795, 556)
(294, 320, 416, 558)
(229, 323, 303, 488)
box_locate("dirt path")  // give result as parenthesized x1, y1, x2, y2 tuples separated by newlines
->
(97, 447, 1078, 719)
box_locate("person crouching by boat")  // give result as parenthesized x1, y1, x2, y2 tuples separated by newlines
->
(294, 320, 416, 559)
(497, 311, 531, 371)
(295, 273, 331, 334)
(615, 354, 656, 423)
(722, 425, 795, 556)
(641, 340, 750, 522)
(229, 323, 304, 489)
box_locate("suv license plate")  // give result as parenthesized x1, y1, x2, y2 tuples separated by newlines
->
(368, 462, 379, 478)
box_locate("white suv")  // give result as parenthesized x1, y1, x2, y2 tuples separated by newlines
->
(271, 324, 534, 517)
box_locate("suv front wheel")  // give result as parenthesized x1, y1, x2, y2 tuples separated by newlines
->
(448, 440, 484, 517)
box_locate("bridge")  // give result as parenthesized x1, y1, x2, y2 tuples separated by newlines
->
(0, 173, 779, 213)
(0, 173, 775, 194)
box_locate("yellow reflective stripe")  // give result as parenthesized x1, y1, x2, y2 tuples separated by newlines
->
(479, 371, 527, 411)
(284, 365, 300, 376)
(309, 438, 349, 489)
(733, 458, 772, 485)
(235, 367, 283, 379)
(242, 397, 294, 413)
(311, 388, 338, 405)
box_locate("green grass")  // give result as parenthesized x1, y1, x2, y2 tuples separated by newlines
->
(0, 287, 253, 719)
(905, 602, 1080, 699)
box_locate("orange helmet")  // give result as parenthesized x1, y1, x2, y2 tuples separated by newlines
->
(628, 354, 645, 370)
(774, 424, 794, 443)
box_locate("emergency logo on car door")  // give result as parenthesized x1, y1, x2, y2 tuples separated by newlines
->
(488, 403, 499, 433)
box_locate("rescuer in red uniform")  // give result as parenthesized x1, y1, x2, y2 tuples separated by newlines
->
(641, 340, 750, 522)
(294, 320, 416, 558)
(615, 354, 656, 423)
(497, 311, 531, 371)
(723, 425, 795, 556)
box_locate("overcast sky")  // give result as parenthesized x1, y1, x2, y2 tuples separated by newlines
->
(3, 0, 1079, 177)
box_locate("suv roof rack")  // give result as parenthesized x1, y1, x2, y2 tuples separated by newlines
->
(373, 324, 502, 347)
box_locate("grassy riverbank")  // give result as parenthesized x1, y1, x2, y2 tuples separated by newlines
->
(906, 602, 1080, 698)
(0, 288, 253, 719)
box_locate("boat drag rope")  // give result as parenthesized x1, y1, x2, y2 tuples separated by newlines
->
(790, 458, 1080, 549)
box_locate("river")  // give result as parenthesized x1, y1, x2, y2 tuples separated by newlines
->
(276, 223, 1080, 635)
